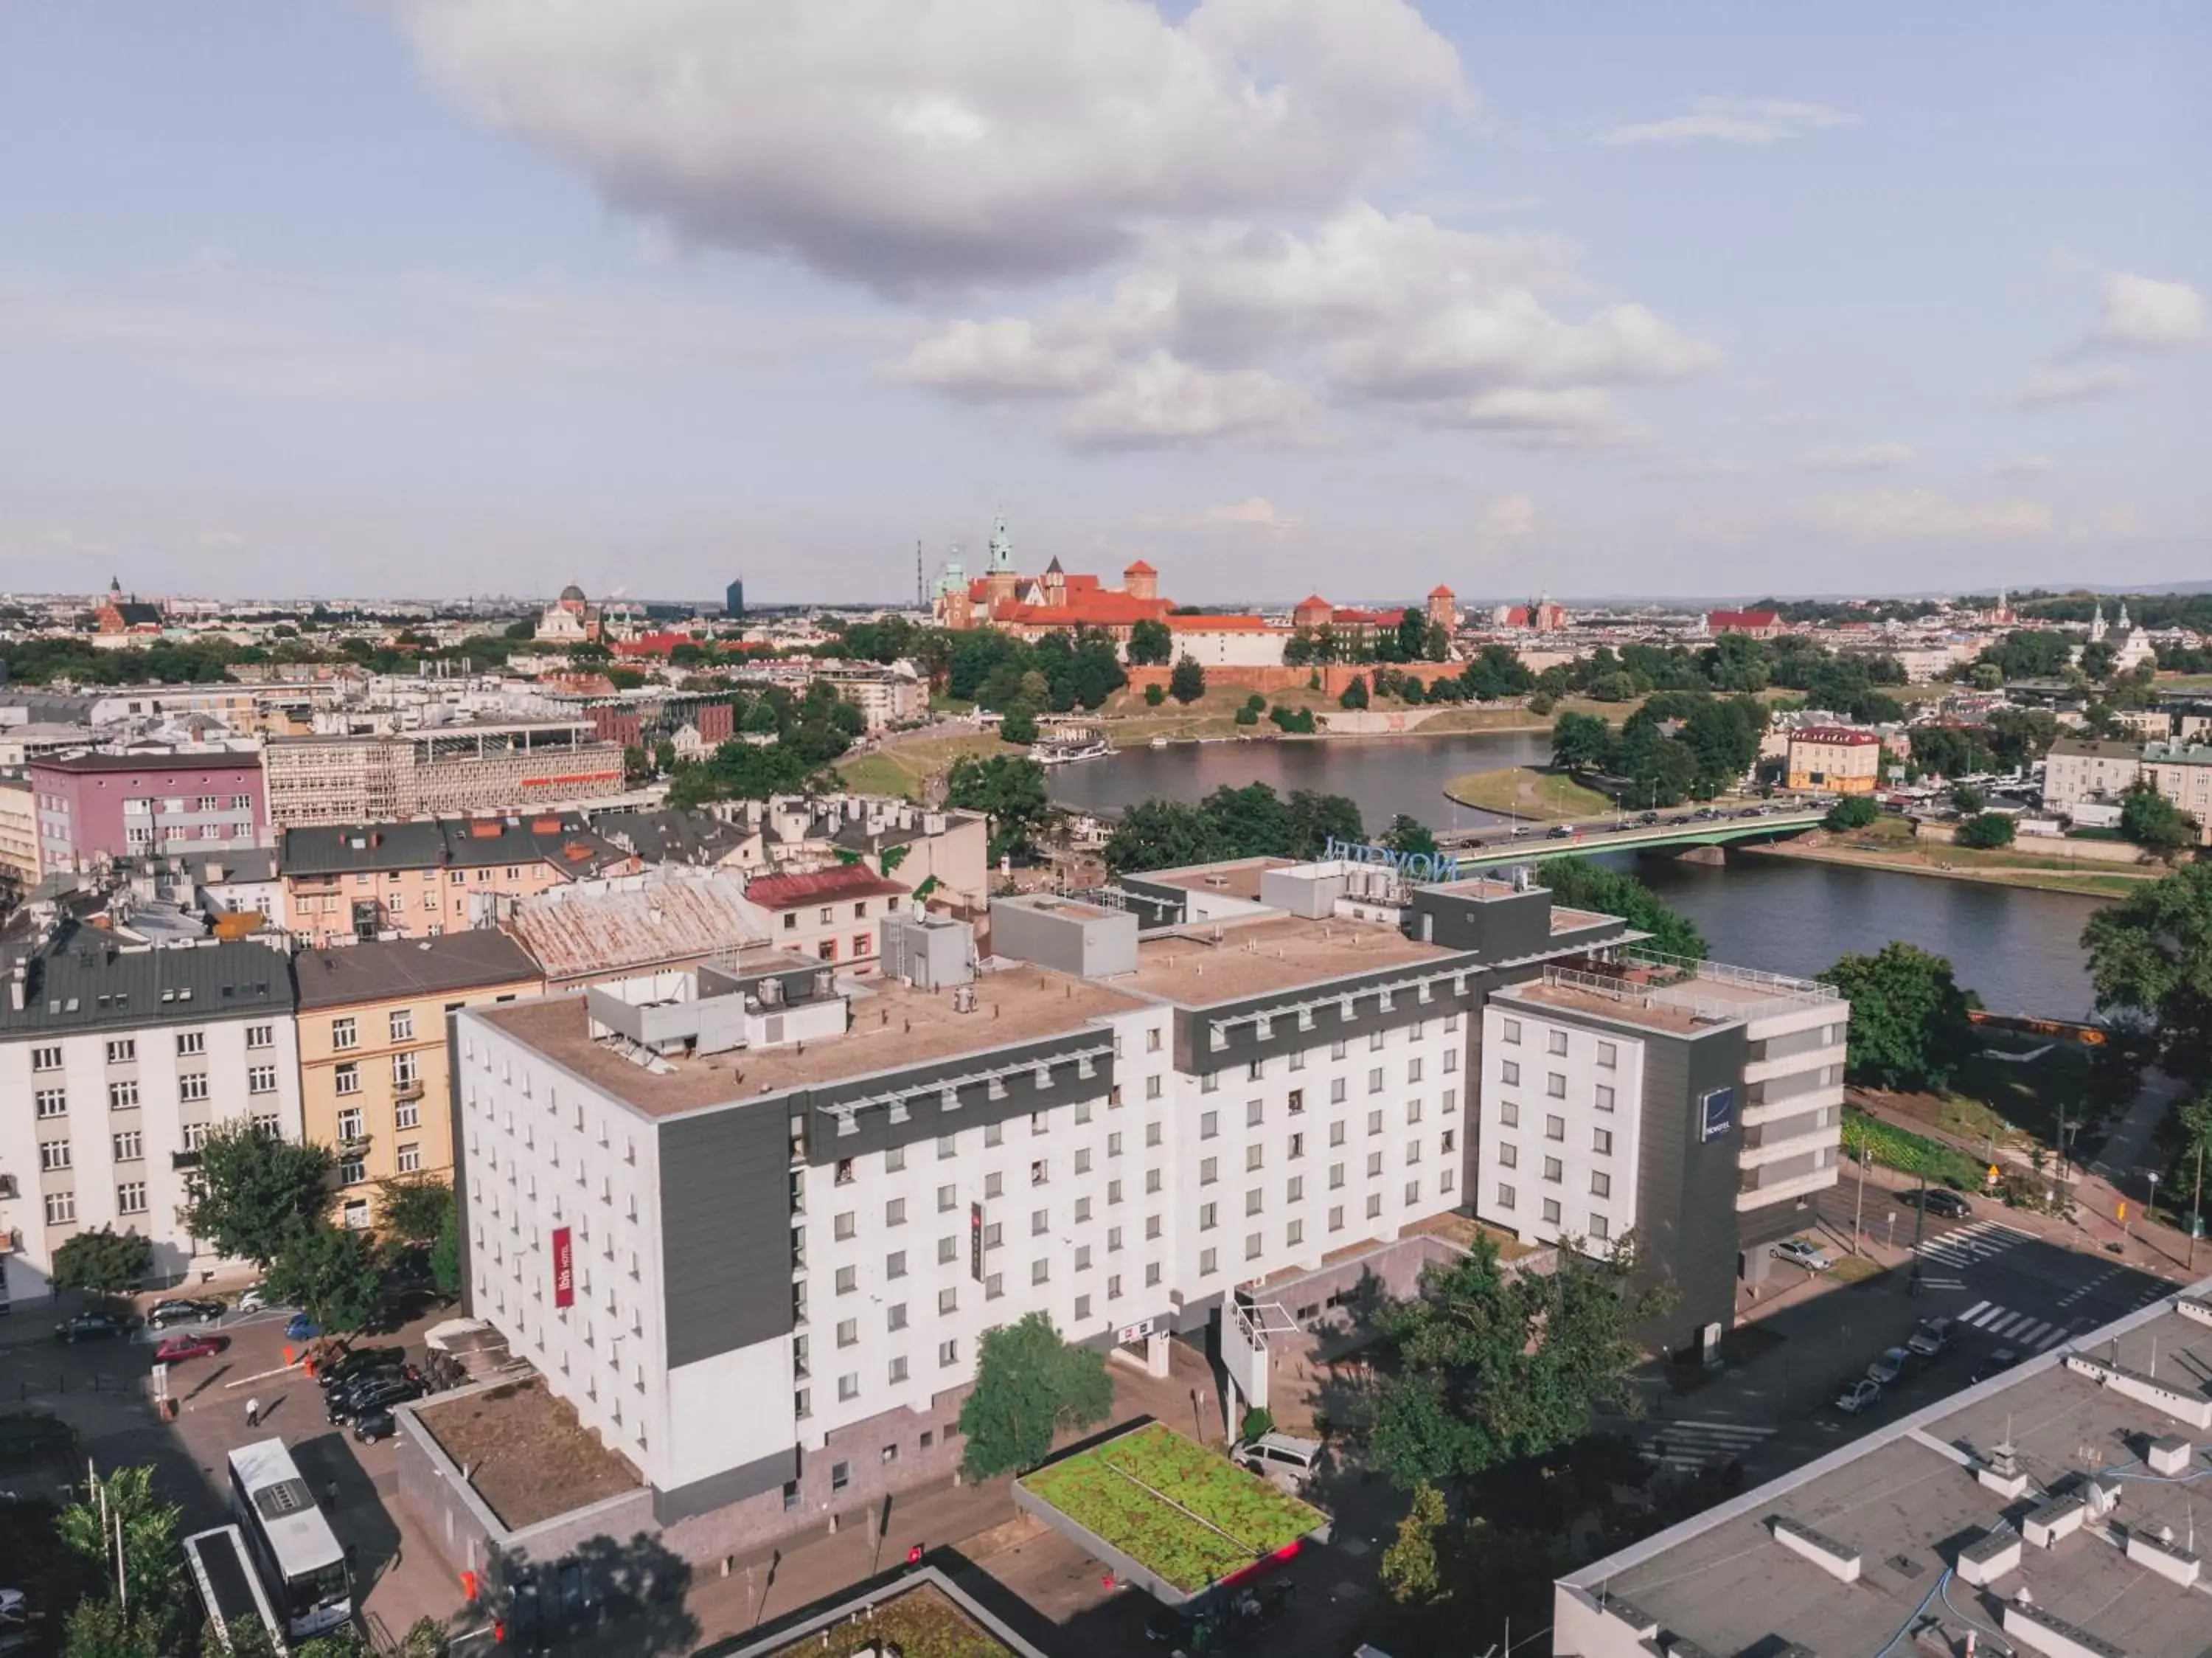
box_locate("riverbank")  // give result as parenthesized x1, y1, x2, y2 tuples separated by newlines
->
(1441, 765, 1612, 821)
(1746, 822, 2157, 899)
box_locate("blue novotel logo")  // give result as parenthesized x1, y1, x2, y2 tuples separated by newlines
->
(1322, 836, 1461, 885)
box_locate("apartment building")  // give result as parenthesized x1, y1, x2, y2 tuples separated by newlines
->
(0, 919, 303, 1309)
(0, 777, 39, 895)
(2041, 734, 2144, 816)
(813, 662, 928, 732)
(498, 867, 770, 993)
(1783, 727, 1879, 794)
(262, 722, 624, 828)
(445, 852, 1631, 1555)
(1475, 954, 1848, 1344)
(29, 750, 268, 873)
(2141, 740, 2212, 844)
(296, 933, 541, 1229)
(736, 864, 914, 976)
(279, 814, 634, 947)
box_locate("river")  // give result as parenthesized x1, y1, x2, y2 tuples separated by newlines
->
(1049, 733, 2102, 1017)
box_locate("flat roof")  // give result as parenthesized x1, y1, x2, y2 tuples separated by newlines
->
(1122, 914, 1458, 1006)
(1133, 856, 1291, 902)
(1568, 1291, 2212, 1658)
(1502, 977, 1717, 1034)
(296, 931, 541, 1009)
(479, 961, 1146, 1117)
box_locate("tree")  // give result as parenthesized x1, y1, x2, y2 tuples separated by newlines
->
(431, 1198, 463, 1298)
(1339, 675, 1370, 710)
(1168, 656, 1206, 704)
(264, 1221, 385, 1334)
(61, 1597, 168, 1658)
(2082, 863, 2212, 1084)
(1950, 782, 1987, 815)
(1825, 795, 1879, 830)
(653, 738, 678, 774)
(60, 1466, 187, 1646)
(2119, 783, 2199, 857)
(52, 1227, 151, 1300)
(1549, 711, 1615, 774)
(956, 1312, 1113, 1481)
(377, 1177, 454, 1246)
(1955, 812, 2016, 849)
(947, 753, 1052, 861)
(1818, 943, 1977, 1090)
(1104, 799, 1226, 875)
(1382, 815, 1439, 860)
(998, 704, 1039, 745)
(183, 1125, 335, 1268)
(1380, 1482, 1447, 1605)
(1535, 857, 1706, 960)
(1367, 1237, 1672, 1488)
(1126, 618, 1173, 666)
(1143, 683, 1166, 707)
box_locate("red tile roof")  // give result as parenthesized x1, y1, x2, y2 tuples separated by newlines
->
(1124, 559, 1156, 575)
(743, 864, 910, 909)
(1427, 585, 1455, 598)
(1707, 608, 1782, 629)
(1166, 614, 1276, 632)
(991, 594, 1172, 627)
(1790, 726, 1879, 746)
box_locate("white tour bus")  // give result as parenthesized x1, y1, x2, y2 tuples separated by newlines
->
(226, 1439, 351, 1638)
(183, 1524, 290, 1654)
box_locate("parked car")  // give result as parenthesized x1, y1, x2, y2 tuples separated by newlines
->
(1773, 1239, 1835, 1273)
(1972, 1347, 2023, 1384)
(327, 1366, 414, 1414)
(285, 1314, 321, 1342)
(1906, 1317, 1955, 1359)
(1834, 1378, 1882, 1415)
(235, 1285, 271, 1313)
(153, 1333, 226, 1364)
(352, 1407, 400, 1445)
(319, 1346, 408, 1391)
(147, 1298, 223, 1329)
(1868, 1347, 1913, 1387)
(327, 1375, 422, 1426)
(54, 1313, 130, 1344)
(1899, 1189, 1972, 1219)
(1233, 1432, 1324, 1491)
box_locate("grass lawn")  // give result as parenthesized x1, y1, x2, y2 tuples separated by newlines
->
(1759, 831, 2153, 899)
(1442, 765, 1614, 820)
(1020, 1423, 1323, 1594)
(834, 731, 1023, 799)
(1841, 1106, 1987, 1189)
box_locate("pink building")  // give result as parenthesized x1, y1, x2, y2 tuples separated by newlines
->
(29, 751, 267, 873)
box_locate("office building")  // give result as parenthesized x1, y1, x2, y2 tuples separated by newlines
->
(29, 750, 268, 873)
(295, 932, 541, 1229)
(261, 722, 625, 828)
(0, 917, 302, 1308)
(1554, 1286, 2212, 1658)
(725, 578, 744, 619)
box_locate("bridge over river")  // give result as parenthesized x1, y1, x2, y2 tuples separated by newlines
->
(1432, 804, 1829, 868)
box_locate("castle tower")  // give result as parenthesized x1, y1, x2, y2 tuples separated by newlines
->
(1425, 584, 1456, 635)
(1043, 555, 1067, 607)
(1123, 559, 1158, 601)
(983, 513, 1018, 611)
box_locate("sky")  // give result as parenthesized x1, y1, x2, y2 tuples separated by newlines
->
(1, 1, 2206, 606)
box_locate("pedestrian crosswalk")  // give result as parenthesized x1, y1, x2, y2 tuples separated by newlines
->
(1638, 1418, 1777, 1472)
(1912, 1218, 2036, 1270)
(1953, 1300, 2075, 1351)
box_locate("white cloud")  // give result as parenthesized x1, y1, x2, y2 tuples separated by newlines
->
(1477, 493, 1537, 542)
(1990, 454, 2053, 478)
(2095, 272, 2207, 349)
(398, 0, 1464, 292)
(2008, 363, 2135, 409)
(1799, 489, 2053, 541)
(888, 204, 1713, 448)
(1599, 98, 1857, 148)
(1797, 441, 1913, 471)
(1197, 497, 1300, 532)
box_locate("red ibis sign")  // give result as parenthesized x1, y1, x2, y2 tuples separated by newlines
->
(552, 1227, 574, 1308)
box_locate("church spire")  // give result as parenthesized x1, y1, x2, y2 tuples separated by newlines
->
(987, 512, 1014, 574)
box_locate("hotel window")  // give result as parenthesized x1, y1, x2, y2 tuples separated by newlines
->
(887, 1303, 908, 1331)
(1406, 1098, 1422, 1125)
(1543, 1156, 1562, 1183)
(1199, 1202, 1217, 1232)
(1547, 1030, 1568, 1056)
(1443, 1050, 1457, 1074)
(985, 1123, 1003, 1147)
(397, 1143, 422, 1175)
(108, 1081, 139, 1110)
(1031, 1260, 1048, 1285)
(1329, 1162, 1345, 1189)
(45, 1191, 76, 1227)
(334, 1064, 360, 1097)
(938, 1183, 957, 1213)
(1542, 1199, 1562, 1226)
(1546, 1073, 1566, 1098)
(1288, 1132, 1304, 1159)
(1245, 1145, 1264, 1173)
(939, 1339, 959, 1367)
(986, 1273, 1004, 1300)
(1245, 1187, 1263, 1216)
(937, 1134, 957, 1159)
(835, 1266, 858, 1295)
(1405, 1140, 1422, 1165)
(1200, 1111, 1219, 1140)
(1369, 1031, 1385, 1052)
(1199, 1249, 1217, 1277)
(1500, 1019, 1521, 1045)
(1146, 1026, 1162, 1052)
(35, 1089, 67, 1118)
(984, 1172, 1003, 1199)
(1407, 1058, 1423, 1083)
(176, 1030, 205, 1057)
(834, 1210, 856, 1241)
(937, 1236, 957, 1264)
(1201, 1072, 1219, 1095)
(331, 1018, 358, 1051)
(390, 1008, 415, 1042)
(1146, 1121, 1163, 1147)
(1286, 1175, 1304, 1204)
(886, 1250, 907, 1280)
(1593, 1127, 1613, 1155)
(1329, 1120, 1346, 1148)
(1595, 1084, 1615, 1112)
(837, 1319, 859, 1349)
(1589, 1213, 1611, 1241)
(1145, 1262, 1163, 1286)
(1590, 1171, 1611, 1199)
(939, 1286, 959, 1314)
(1497, 1142, 1517, 1169)
(1366, 1193, 1382, 1218)
(886, 1197, 907, 1227)
(1245, 1231, 1262, 1261)
(838, 1374, 859, 1403)
(1367, 1109, 1383, 1137)
(1596, 1041, 1618, 1069)
(1495, 1183, 1515, 1210)
(1366, 1151, 1383, 1179)
(117, 1183, 149, 1216)
(1147, 1075, 1164, 1100)
(1246, 1100, 1265, 1128)
(1329, 1078, 1347, 1104)
(1546, 1114, 1565, 1141)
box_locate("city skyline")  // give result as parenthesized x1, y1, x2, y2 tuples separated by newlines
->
(2, 1, 2205, 602)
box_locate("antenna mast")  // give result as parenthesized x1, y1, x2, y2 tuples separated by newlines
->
(916, 539, 925, 610)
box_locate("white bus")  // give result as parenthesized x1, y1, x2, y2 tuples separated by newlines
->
(226, 1439, 351, 1639)
(183, 1525, 289, 1654)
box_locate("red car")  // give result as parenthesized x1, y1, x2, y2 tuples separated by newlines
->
(153, 1333, 226, 1363)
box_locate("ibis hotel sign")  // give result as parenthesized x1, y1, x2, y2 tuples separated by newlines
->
(552, 1227, 575, 1308)
(1323, 836, 1461, 885)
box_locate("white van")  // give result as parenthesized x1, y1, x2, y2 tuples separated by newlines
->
(1233, 1432, 1323, 1488)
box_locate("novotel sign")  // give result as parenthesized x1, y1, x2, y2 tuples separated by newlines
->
(1322, 836, 1461, 886)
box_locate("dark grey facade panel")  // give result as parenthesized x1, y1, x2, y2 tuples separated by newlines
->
(650, 1446, 799, 1526)
(1630, 1021, 1747, 1349)
(796, 1031, 1116, 1168)
(1170, 954, 1485, 1078)
(659, 1103, 797, 1368)
(1408, 887, 1624, 963)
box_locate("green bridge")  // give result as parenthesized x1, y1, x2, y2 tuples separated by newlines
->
(1432, 806, 1829, 869)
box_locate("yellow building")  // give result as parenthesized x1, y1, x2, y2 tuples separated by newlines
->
(294, 932, 542, 1228)
(1786, 727, 1882, 794)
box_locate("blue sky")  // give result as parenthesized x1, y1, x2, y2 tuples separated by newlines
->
(1, 1, 2204, 605)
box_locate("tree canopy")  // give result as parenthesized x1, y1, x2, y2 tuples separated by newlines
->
(52, 1227, 151, 1300)
(1102, 783, 1362, 875)
(2119, 783, 2199, 856)
(1534, 858, 1706, 960)
(1548, 711, 1613, 774)
(1168, 656, 1206, 704)
(1824, 795, 1879, 830)
(1125, 618, 1173, 666)
(946, 754, 1051, 861)
(182, 1125, 335, 1268)
(1818, 942, 1978, 1090)
(262, 1219, 386, 1334)
(2082, 863, 2212, 1085)
(956, 1312, 1113, 1481)
(1955, 812, 2016, 849)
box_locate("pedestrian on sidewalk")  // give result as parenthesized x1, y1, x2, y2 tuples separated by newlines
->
(246, 1397, 261, 1428)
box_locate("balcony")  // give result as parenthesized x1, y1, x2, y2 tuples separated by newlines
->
(0, 1171, 17, 1199)
(170, 1150, 202, 1171)
(338, 1134, 372, 1156)
(0, 1227, 17, 1256)
(393, 1079, 426, 1103)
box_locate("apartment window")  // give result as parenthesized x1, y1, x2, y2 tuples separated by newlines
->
(1288, 1132, 1304, 1159)
(1145, 1214, 1162, 1240)
(1547, 1029, 1568, 1056)
(1146, 1121, 1163, 1148)
(1108, 1179, 1124, 1205)
(1589, 1213, 1611, 1241)
(1367, 1109, 1383, 1137)
(1593, 1128, 1613, 1155)
(1497, 1142, 1517, 1169)
(1542, 1199, 1562, 1226)
(105, 1038, 136, 1065)
(1199, 1248, 1218, 1276)
(1248, 1060, 1263, 1082)
(1074, 1148, 1092, 1176)
(334, 1064, 360, 1097)
(1590, 1170, 1613, 1199)
(838, 1318, 858, 1348)
(1441, 1128, 1455, 1155)
(1246, 1099, 1265, 1128)
(338, 1158, 366, 1187)
(1201, 1072, 1220, 1095)
(1145, 1261, 1163, 1286)
(886, 1198, 907, 1227)
(1501, 1018, 1521, 1045)
(830, 1460, 849, 1491)
(985, 1123, 1004, 1148)
(1146, 1168, 1162, 1195)
(835, 1266, 858, 1295)
(1107, 1131, 1123, 1158)
(984, 1171, 1003, 1199)
(1147, 1026, 1163, 1052)
(396, 1098, 420, 1131)
(1546, 1073, 1567, 1099)
(838, 1375, 860, 1403)
(1406, 1098, 1423, 1125)
(39, 1141, 72, 1171)
(1407, 1058, 1423, 1083)
(246, 1024, 274, 1050)
(1405, 1140, 1422, 1166)
(939, 1339, 959, 1367)
(1495, 1183, 1515, 1210)
(1329, 1162, 1345, 1189)
(176, 1030, 205, 1057)
(1543, 1156, 1562, 1184)
(1074, 1196, 1093, 1224)
(248, 1066, 276, 1094)
(31, 1045, 63, 1072)
(1443, 1050, 1458, 1074)
(1369, 1030, 1385, 1052)
(386, 1007, 415, 1043)
(1595, 1084, 1615, 1112)
(1329, 1120, 1346, 1148)
(1366, 1193, 1382, 1218)
(1030, 1160, 1048, 1187)
(1286, 1174, 1304, 1204)
(392, 1050, 420, 1089)
(1200, 1110, 1219, 1140)
(45, 1191, 76, 1227)
(35, 1089, 66, 1119)
(1239, 1230, 1259, 1261)
(113, 1131, 143, 1164)
(331, 1018, 358, 1052)
(886, 1146, 906, 1173)
(1245, 1187, 1264, 1217)
(117, 1182, 149, 1216)
(1146, 1075, 1164, 1100)
(937, 1134, 957, 1159)
(1331, 1038, 1347, 1061)
(182, 1123, 209, 1151)
(984, 1222, 1004, 1249)
(937, 1183, 957, 1213)
(108, 1081, 139, 1111)
(397, 1142, 422, 1175)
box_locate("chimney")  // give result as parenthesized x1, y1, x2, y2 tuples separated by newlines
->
(9, 961, 24, 1013)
